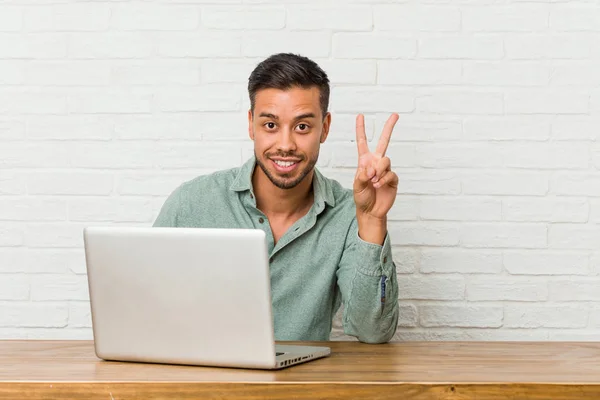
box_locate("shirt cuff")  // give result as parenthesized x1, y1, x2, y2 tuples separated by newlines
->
(354, 231, 395, 277)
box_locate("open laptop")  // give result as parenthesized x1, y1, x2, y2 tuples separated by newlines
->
(83, 226, 331, 369)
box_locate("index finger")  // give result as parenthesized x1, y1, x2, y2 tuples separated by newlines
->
(355, 114, 370, 156)
(375, 113, 399, 156)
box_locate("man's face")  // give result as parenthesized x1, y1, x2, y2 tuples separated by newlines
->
(248, 86, 330, 190)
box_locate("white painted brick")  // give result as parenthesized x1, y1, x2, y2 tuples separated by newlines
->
(0, 6, 22, 32)
(117, 173, 197, 197)
(24, 4, 110, 31)
(589, 307, 600, 328)
(592, 92, 600, 116)
(68, 90, 153, 114)
(463, 6, 548, 32)
(27, 116, 112, 141)
(70, 143, 154, 169)
(550, 62, 600, 86)
(155, 87, 241, 112)
(462, 171, 549, 196)
(31, 274, 89, 301)
(551, 173, 600, 196)
(418, 35, 503, 60)
(549, 279, 600, 301)
(329, 143, 416, 168)
(398, 276, 465, 300)
(111, 60, 201, 86)
(0, 33, 67, 59)
(421, 249, 502, 274)
(0, 143, 70, 168)
(288, 6, 372, 31)
(395, 328, 549, 342)
(587, 200, 600, 224)
(333, 34, 416, 59)
(505, 91, 589, 114)
(157, 33, 241, 58)
(0, 91, 67, 115)
(398, 170, 461, 195)
(25, 223, 85, 249)
(505, 305, 588, 328)
(467, 277, 547, 301)
(388, 222, 460, 246)
(461, 223, 547, 249)
(504, 198, 588, 223)
(114, 114, 205, 141)
(0, 223, 24, 247)
(327, 114, 376, 143)
(548, 331, 600, 341)
(388, 195, 419, 221)
(202, 6, 285, 30)
(416, 144, 503, 168)
(550, 7, 600, 31)
(378, 61, 462, 85)
(417, 91, 503, 115)
(0, 198, 66, 222)
(463, 116, 550, 141)
(156, 144, 243, 169)
(376, 114, 462, 142)
(316, 60, 377, 85)
(0, 302, 68, 328)
(68, 198, 155, 223)
(0, 275, 29, 300)
(463, 62, 550, 86)
(391, 248, 419, 274)
(112, 4, 200, 31)
(27, 172, 113, 196)
(69, 33, 154, 59)
(397, 304, 418, 328)
(591, 252, 600, 276)
(374, 5, 460, 31)
(420, 305, 503, 328)
(549, 225, 600, 250)
(243, 32, 330, 58)
(503, 143, 589, 169)
(331, 87, 414, 113)
(0, 249, 85, 274)
(0, 61, 23, 85)
(504, 251, 589, 276)
(0, 172, 26, 195)
(420, 196, 502, 221)
(68, 302, 92, 328)
(505, 34, 594, 60)
(201, 59, 257, 84)
(0, 118, 25, 140)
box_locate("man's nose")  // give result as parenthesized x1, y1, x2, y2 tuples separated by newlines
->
(276, 129, 296, 152)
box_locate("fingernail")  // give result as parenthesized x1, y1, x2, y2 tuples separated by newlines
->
(373, 182, 380, 188)
(368, 168, 375, 177)
(371, 176, 378, 183)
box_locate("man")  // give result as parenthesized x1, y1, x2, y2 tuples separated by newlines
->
(153, 53, 399, 344)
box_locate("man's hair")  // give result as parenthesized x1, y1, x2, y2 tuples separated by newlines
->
(248, 53, 330, 119)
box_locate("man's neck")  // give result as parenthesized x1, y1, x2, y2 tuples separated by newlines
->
(252, 167, 315, 218)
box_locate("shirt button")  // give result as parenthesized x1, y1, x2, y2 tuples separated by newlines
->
(250, 193, 254, 199)
(383, 256, 388, 263)
(258, 217, 264, 224)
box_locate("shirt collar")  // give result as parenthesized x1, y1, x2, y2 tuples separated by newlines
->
(230, 156, 336, 208)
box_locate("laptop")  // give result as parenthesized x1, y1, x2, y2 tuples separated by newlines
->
(83, 226, 331, 369)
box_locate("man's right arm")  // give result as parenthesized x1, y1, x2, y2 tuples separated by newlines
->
(153, 188, 182, 227)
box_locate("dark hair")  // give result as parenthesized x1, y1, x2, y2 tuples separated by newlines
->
(248, 53, 330, 119)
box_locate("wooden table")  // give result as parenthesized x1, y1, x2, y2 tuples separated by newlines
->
(1, 340, 599, 399)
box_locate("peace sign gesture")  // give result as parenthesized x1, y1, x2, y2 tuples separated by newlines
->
(354, 113, 399, 223)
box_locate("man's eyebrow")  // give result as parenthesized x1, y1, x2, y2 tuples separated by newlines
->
(294, 113, 317, 120)
(258, 112, 278, 120)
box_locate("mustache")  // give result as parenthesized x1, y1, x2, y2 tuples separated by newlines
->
(267, 151, 305, 160)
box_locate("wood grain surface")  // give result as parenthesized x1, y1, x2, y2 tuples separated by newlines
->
(1, 340, 599, 399)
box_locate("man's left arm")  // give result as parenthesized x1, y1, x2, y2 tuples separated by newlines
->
(337, 217, 399, 343)
(338, 112, 401, 343)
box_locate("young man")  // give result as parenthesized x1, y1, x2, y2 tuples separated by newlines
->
(153, 53, 400, 344)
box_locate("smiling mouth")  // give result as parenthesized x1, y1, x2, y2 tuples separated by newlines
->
(272, 160, 299, 167)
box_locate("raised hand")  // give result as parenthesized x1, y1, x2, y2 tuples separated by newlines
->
(353, 113, 399, 223)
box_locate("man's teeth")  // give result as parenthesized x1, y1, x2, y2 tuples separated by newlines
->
(274, 160, 297, 167)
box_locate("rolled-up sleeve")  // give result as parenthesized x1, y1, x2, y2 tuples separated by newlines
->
(336, 218, 399, 343)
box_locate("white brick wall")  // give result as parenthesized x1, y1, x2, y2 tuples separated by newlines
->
(1, 0, 599, 342)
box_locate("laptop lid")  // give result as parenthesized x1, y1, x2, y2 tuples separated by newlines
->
(83, 226, 278, 369)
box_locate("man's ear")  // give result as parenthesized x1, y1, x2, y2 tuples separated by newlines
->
(320, 112, 331, 144)
(248, 109, 254, 140)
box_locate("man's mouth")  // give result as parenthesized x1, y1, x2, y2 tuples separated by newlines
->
(270, 158, 300, 173)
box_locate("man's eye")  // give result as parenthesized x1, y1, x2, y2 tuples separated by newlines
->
(297, 124, 308, 131)
(265, 122, 276, 129)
